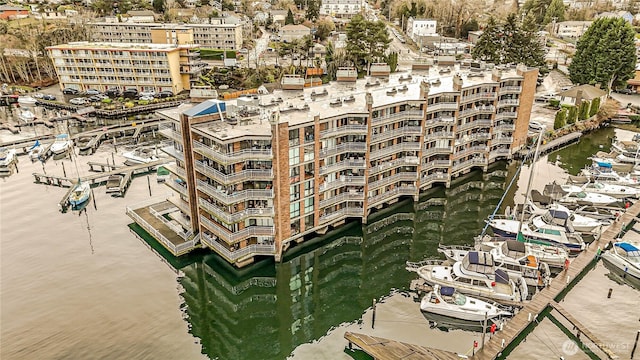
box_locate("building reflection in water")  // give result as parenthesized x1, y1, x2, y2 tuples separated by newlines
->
(178, 163, 514, 360)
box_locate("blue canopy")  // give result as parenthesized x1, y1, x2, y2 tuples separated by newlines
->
(615, 242, 639, 252)
(596, 161, 613, 168)
(440, 286, 455, 296)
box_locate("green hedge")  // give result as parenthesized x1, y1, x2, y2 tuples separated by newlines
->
(199, 49, 237, 60)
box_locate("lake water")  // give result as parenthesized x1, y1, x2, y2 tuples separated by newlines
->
(1, 126, 638, 360)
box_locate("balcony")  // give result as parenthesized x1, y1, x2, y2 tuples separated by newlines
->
(424, 146, 452, 156)
(371, 126, 423, 143)
(320, 158, 366, 175)
(456, 133, 491, 145)
(319, 142, 367, 157)
(319, 191, 365, 208)
(426, 131, 454, 139)
(369, 142, 421, 160)
(425, 117, 455, 127)
(160, 146, 185, 162)
(452, 158, 488, 172)
(319, 175, 365, 192)
(193, 141, 272, 165)
(199, 198, 274, 224)
(459, 106, 496, 118)
(199, 216, 274, 244)
(367, 185, 417, 207)
(491, 136, 513, 145)
(201, 232, 275, 262)
(460, 92, 496, 103)
(372, 110, 423, 124)
(165, 178, 188, 197)
(499, 86, 522, 94)
(495, 112, 517, 120)
(494, 123, 515, 131)
(498, 99, 519, 107)
(369, 156, 420, 175)
(164, 163, 187, 180)
(195, 160, 273, 184)
(319, 206, 364, 223)
(320, 124, 367, 138)
(197, 179, 273, 205)
(427, 102, 458, 112)
(454, 145, 489, 158)
(489, 148, 511, 159)
(167, 195, 190, 214)
(423, 160, 452, 171)
(457, 119, 493, 131)
(368, 172, 417, 190)
(421, 172, 449, 186)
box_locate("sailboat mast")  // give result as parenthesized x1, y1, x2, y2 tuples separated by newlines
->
(518, 130, 545, 235)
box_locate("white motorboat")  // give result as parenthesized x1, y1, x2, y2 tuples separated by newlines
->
(68, 181, 91, 208)
(514, 201, 605, 234)
(0, 148, 17, 168)
(18, 109, 36, 123)
(420, 285, 512, 322)
(601, 242, 640, 282)
(580, 182, 640, 199)
(477, 236, 569, 271)
(406, 251, 528, 303)
(544, 183, 619, 207)
(17, 96, 37, 106)
(122, 147, 159, 164)
(580, 164, 640, 186)
(611, 139, 640, 165)
(50, 134, 72, 155)
(438, 242, 551, 289)
(28, 140, 46, 162)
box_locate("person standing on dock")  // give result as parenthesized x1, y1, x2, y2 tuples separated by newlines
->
(564, 258, 570, 273)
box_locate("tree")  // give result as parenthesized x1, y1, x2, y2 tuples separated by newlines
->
(315, 18, 335, 41)
(554, 108, 566, 129)
(345, 14, 391, 72)
(543, 0, 565, 25)
(569, 17, 636, 91)
(153, 0, 165, 12)
(579, 101, 590, 120)
(589, 97, 601, 117)
(305, 0, 319, 21)
(471, 17, 501, 63)
(285, 8, 295, 25)
(387, 52, 398, 72)
(522, 0, 552, 24)
(461, 19, 479, 39)
(567, 106, 577, 124)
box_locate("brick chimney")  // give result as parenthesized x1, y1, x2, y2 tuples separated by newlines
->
(452, 74, 463, 91)
(575, 89, 583, 106)
(420, 79, 430, 99)
(365, 92, 373, 111)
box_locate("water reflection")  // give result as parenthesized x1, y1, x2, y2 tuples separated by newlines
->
(178, 163, 514, 360)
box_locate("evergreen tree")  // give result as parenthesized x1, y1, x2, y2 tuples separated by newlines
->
(152, 0, 165, 13)
(569, 17, 636, 91)
(567, 106, 577, 124)
(589, 97, 601, 117)
(387, 52, 398, 72)
(285, 9, 295, 25)
(579, 101, 590, 120)
(345, 14, 391, 71)
(315, 18, 335, 41)
(554, 108, 566, 129)
(522, 0, 552, 24)
(543, 0, 565, 25)
(305, 0, 319, 21)
(471, 17, 501, 63)
(461, 19, 479, 39)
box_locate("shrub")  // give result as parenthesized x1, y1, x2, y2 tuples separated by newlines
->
(554, 108, 567, 129)
(124, 102, 135, 108)
(101, 98, 112, 104)
(549, 99, 560, 108)
(579, 101, 590, 120)
(589, 97, 600, 117)
(567, 106, 578, 124)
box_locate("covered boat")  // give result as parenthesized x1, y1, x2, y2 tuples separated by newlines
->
(68, 181, 91, 208)
(601, 242, 640, 282)
(50, 134, 72, 155)
(420, 284, 512, 322)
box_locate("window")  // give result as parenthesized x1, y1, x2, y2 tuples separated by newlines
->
(304, 180, 314, 197)
(289, 128, 300, 146)
(290, 184, 300, 201)
(304, 198, 314, 213)
(289, 147, 300, 165)
(304, 145, 314, 162)
(290, 202, 300, 218)
(305, 214, 314, 229)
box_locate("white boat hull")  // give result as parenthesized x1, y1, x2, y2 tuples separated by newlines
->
(420, 297, 507, 321)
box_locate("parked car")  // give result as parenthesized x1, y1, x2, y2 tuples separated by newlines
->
(122, 89, 138, 99)
(69, 97, 87, 105)
(139, 95, 154, 101)
(63, 88, 80, 95)
(156, 90, 174, 98)
(616, 88, 635, 95)
(42, 94, 56, 101)
(105, 88, 121, 97)
(87, 95, 102, 102)
(33, 93, 44, 99)
(139, 90, 156, 97)
(84, 89, 101, 95)
(528, 120, 545, 131)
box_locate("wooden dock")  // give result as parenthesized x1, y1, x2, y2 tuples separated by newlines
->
(70, 118, 164, 155)
(516, 132, 582, 159)
(470, 200, 640, 360)
(344, 332, 464, 360)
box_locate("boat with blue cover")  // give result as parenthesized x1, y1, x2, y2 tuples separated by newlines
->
(601, 242, 640, 282)
(68, 181, 91, 208)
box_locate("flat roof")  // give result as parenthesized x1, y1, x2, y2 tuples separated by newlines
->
(47, 41, 184, 51)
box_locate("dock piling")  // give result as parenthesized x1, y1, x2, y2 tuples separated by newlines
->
(607, 288, 613, 298)
(62, 162, 67, 177)
(631, 330, 639, 359)
(371, 299, 376, 329)
(147, 175, 151, 196)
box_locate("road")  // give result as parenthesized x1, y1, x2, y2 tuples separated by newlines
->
(246, 27, 270, 69)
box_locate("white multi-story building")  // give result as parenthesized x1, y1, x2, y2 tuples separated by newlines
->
(553, 21, 592, 39)
(319, 0, 363, 20)
(406, 18, 437, 43)
(89, 21, 243, 50)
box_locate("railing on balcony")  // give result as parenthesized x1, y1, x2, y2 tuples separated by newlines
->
(320, 124, 367, 138)
(494, 123, 516, 131)
(454, 145, 489, 158)
(368, 172, 418, 190)
(421, 173, 449, 185)
(423, 160, 452, 171)
(499, 86, 522, 93)
(319, 191, 365, 208)
(319, 159, 366, 175)
(198, 198, 274, 224)
(367, 185, 417, 206)
(371, 126, 423, 142)
(319, 175, 366, 192)
(460, 92, 497, 103)
(319, 206, 364, 223)
(126, 206, 197, 256)
(199, 215, 274, 244)
(197, 179, 273, 205)
(165, 178, 188, 196)
(452, 158, 488, 172)
(164, 163, 187, 179)
(193, 141, 272, 165)
(161, 145, 185, 162)
(369, 142, 422, 160)
(319, 142, 367, 157)
(498, 99, 519, 107)
(495, 112, 517, 120)
(427, 131, 454, 139)
(201, 232, 275, 262)
(425, 117, 456, 126)
(489, 148, 511, 159)
(195, 160, 273, 184)
(459, 106, 496, 118)
(457, 119, 493, 131)
(369, 156, 420, 175)
(372, 110, 423, 124)
(423, 146, 452, 156)
(491, 136, 514, 145)
(427, 102, 458, 112)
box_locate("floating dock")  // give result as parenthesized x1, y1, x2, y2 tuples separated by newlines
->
(344, 332, 463, 359)
(515, 132, 582, 159)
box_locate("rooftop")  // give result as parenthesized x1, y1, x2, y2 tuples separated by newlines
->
(47, 41, 195, 51)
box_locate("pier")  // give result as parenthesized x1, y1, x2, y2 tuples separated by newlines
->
(70, 118, 165, 154)
(344, 332, 462, 359)
(515, 132, 582, 159)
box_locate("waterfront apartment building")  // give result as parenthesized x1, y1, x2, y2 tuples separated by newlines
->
(47, 41, 204, 93)
(134, 64, 537, 267)
(89, 22, 243, 50)
(319, 0, 363, 20)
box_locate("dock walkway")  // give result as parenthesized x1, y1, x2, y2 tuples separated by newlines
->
(343, 332, 463, 360)
(471, 201, 640, 360)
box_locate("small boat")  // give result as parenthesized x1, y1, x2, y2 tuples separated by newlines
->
(17, 96, 38, 106)
(421, 285, 512, 322)
(544, 183, 619, 207)
(406, 251, 528, 302)
(580, 182, 640, 199)
(601, 242, 640, 282)
(18, 109, 36, 123)
(68, 181, 91, 208)
(477, 236, 569, 271)
(580, 164, 640, 186)
(106, 174, 124, 194)
(122, 148, 159, 165)
(0, 148, 17, 168)
(156, 165, 170, 183)
(520, 201, 605, 234)
(50, 134, 72, 155)
(28, 140, 46, 162)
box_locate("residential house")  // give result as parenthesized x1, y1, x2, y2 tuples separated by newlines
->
(319, 0, 363, 21)
(279, 24, 311, 43)
(556, 84, 607, 107)
(625, 64, 640, 92)
(406, 18, 437, 43)
(125, 10, 156, 23)
(596, 10, 634, 23)
(0, 5, 29, 19)
(553, 21, 592, 39)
